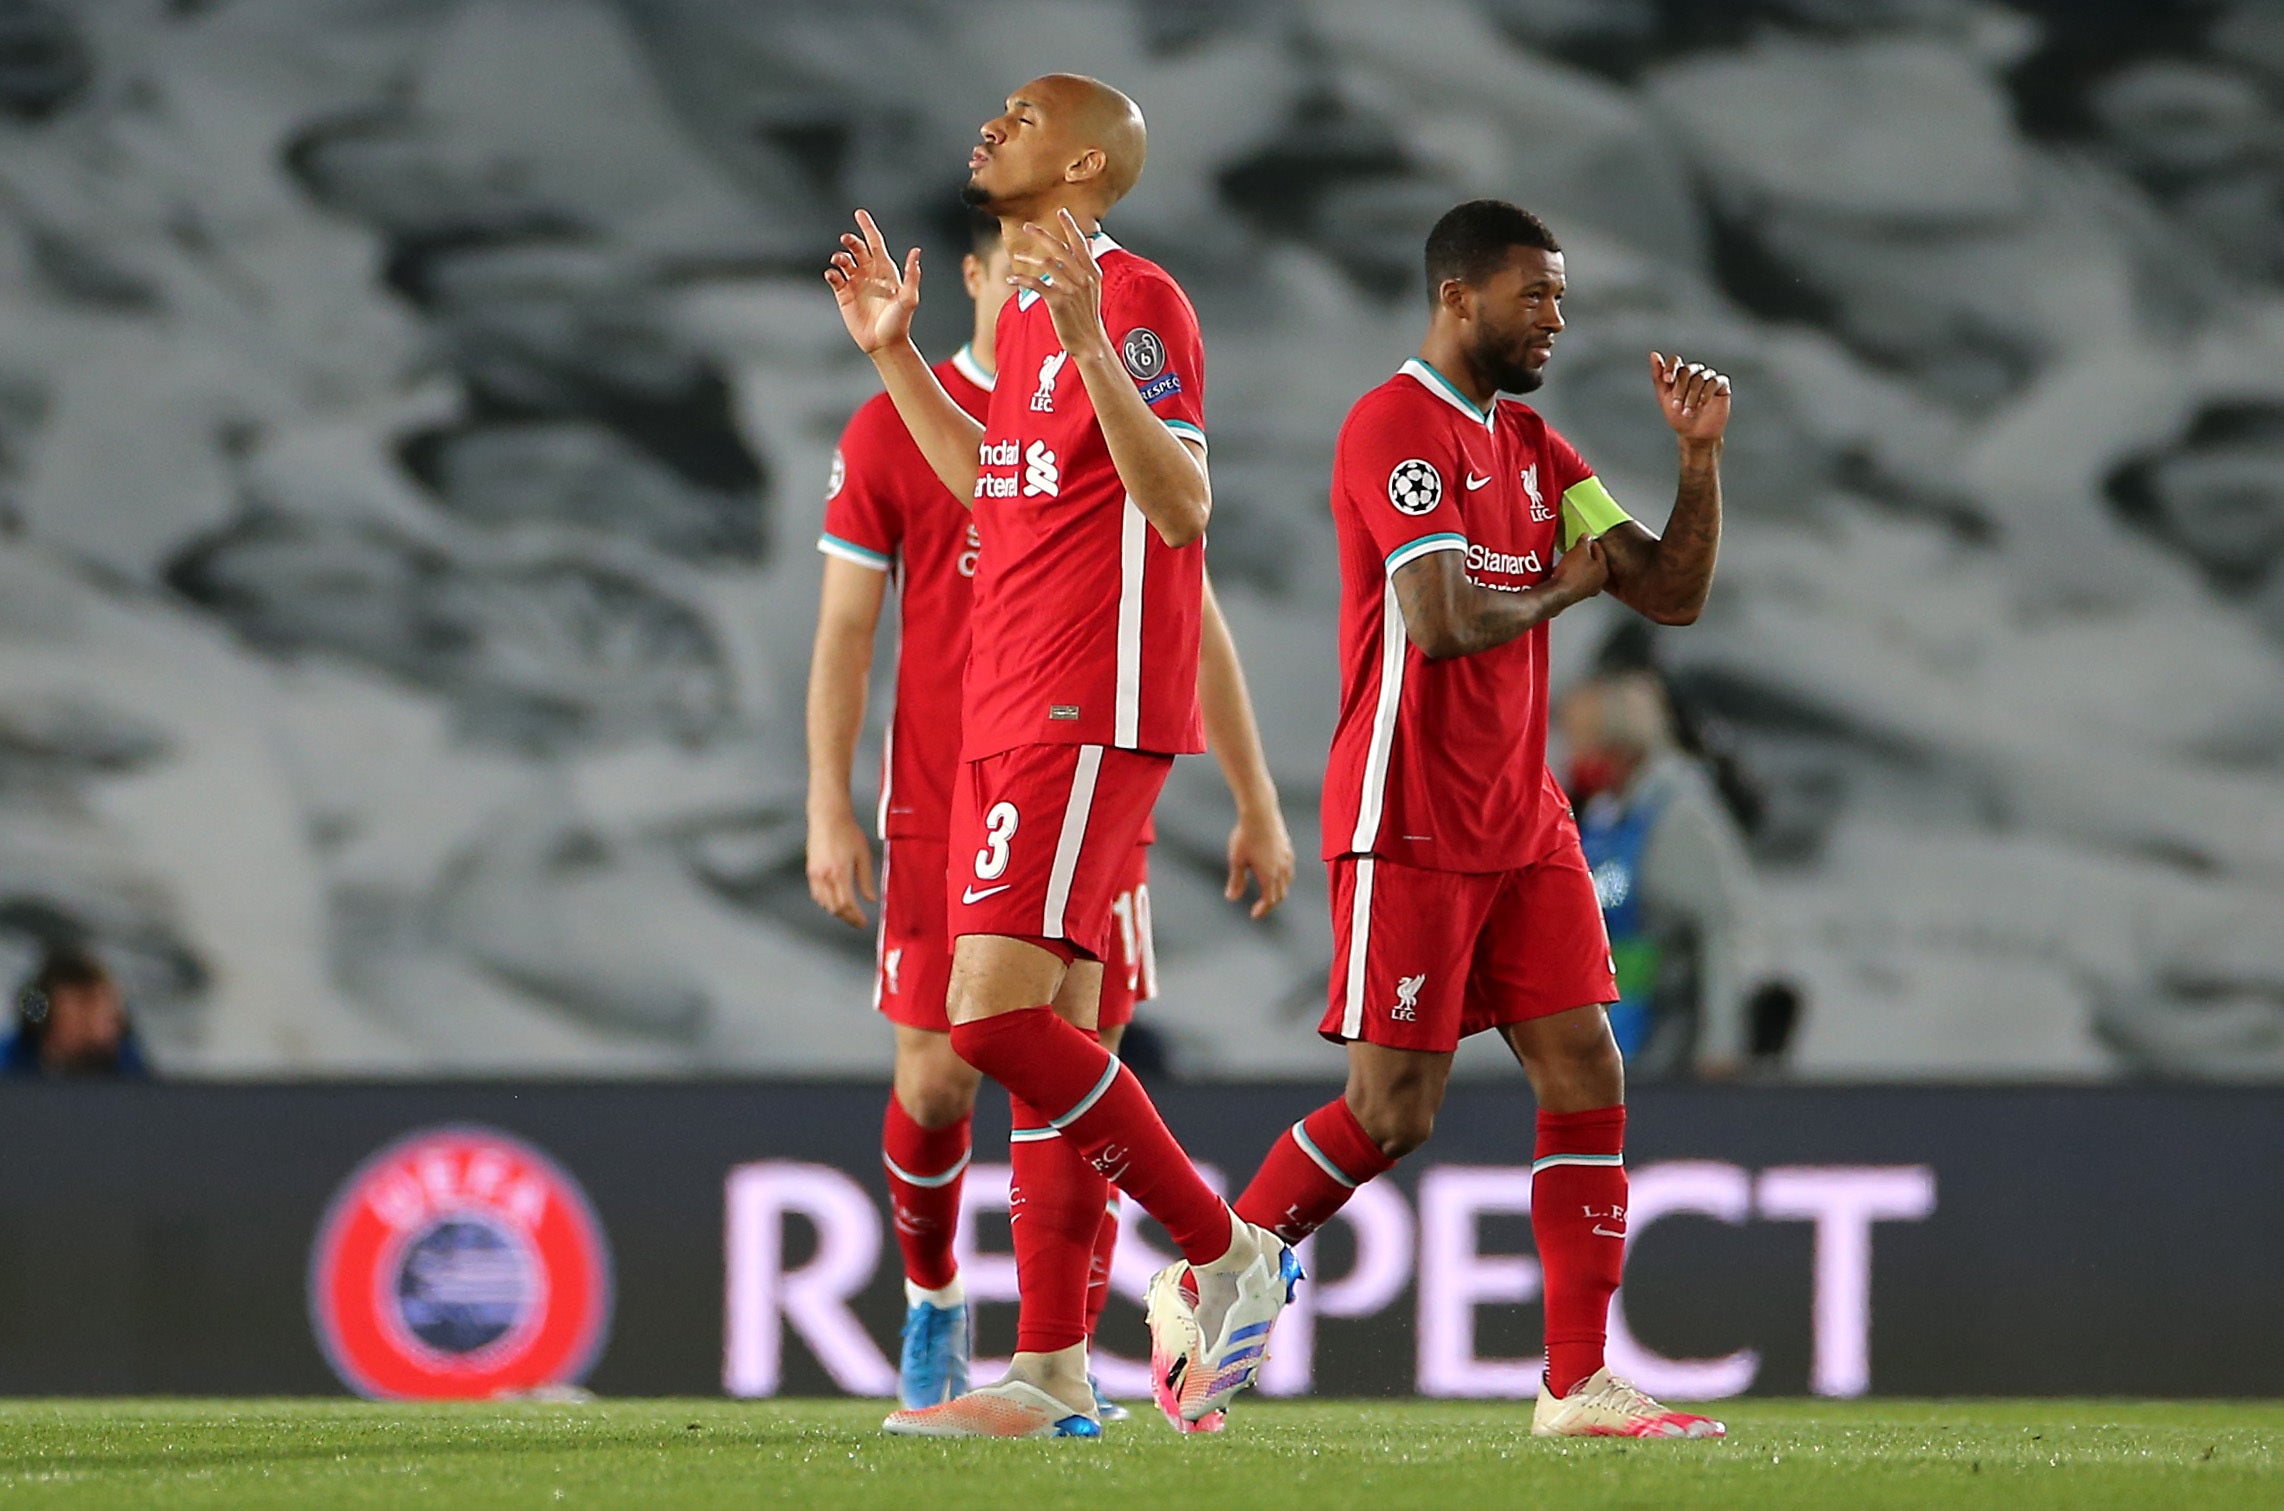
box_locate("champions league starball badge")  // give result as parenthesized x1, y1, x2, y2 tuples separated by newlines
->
(1387, 458, 1444, 515)
(308, 1126, 612, 1399)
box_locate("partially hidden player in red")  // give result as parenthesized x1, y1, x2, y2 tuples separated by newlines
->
(1227, 199, 1732, 1439)
(825, 74, 1303, 1437)
(806, 213, 1294, 1421)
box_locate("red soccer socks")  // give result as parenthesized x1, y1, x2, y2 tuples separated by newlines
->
(1085, 1192, 1121, 1340)
(1233, 1091, 1627, 1400)
(1533, 1104, 1628, 1399)
(1009, 1097, 1110, 1354)
(1234, 1097, 1396, 1244)
(949, 1008, 1235, 1265)
(881, 1095, 970, 1293)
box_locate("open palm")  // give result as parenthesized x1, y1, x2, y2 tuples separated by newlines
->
(824, 210, 920, 354)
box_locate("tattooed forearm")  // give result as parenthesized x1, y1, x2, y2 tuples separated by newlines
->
(1393, 539, 1608, 658)
(1608, 439, 1721, 625)
(1660, 438, 1723, 619)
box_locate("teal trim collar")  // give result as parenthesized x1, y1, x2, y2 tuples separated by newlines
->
(951, 343, 994, 391)
(1400, 358, 1496, 431)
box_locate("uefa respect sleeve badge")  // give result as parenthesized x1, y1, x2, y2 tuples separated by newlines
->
(308, 1126, 613, 1399)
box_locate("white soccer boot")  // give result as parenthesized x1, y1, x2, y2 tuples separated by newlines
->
(1530, 1366, 1726, 1439)
(1145, 1219, 1301, 1426)
(882, 1377, 1101, 1439)
(1142, 1265, 1223, 1433)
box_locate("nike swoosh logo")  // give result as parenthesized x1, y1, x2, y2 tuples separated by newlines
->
(1592, 1226, 1627, 1239)
(961, 884, 1013, 904)
(1465, 473, 1492, 489)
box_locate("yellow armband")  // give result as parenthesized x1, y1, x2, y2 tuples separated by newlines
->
(1559, 475, 1632, 550)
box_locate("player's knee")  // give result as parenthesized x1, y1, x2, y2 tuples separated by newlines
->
(897, 1072, 977, 1129)
(896, 1037, 982, 1126)
(1349, 1089, 1437, 1160)
(942, 974, 999, 1037)
(1550, 1021, 1626, 1106)
(1586, 1018, 1627, 1090)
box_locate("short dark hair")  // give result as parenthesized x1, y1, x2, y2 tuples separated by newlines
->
(968, 210, 1003, 256)
(18, 944, 109, 1029)
(1424, 199, 1560, 308)
(33, 945, 107, 998)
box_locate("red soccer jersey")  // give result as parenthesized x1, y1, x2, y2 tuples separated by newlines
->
(819, 347, 993, 839)
(963, 231, 1210, 761)
(1320, 358, 1634, 872)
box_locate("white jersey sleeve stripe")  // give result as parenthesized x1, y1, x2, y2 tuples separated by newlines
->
(818, 533, 893, 571)
(1348, 580, 1408, 852)
(1114, 496, 1148, 748)
(1340, 856, 1376, 1039)
(1162, 417, 1207, 452)
(1384, 532, 1467, 576)
(1042, 744, 1105, 937)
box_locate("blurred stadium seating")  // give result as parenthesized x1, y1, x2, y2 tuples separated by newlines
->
(1, 0, 2279, 1079)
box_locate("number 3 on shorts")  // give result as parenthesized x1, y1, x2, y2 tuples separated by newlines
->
(974, 801, 1018, 880)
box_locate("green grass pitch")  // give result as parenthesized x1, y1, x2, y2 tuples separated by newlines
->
(0, 1399, 2276, 1509)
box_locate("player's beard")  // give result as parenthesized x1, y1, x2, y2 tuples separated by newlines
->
(1475, 329, 1546, 395)
(960, 167, 1034, 216)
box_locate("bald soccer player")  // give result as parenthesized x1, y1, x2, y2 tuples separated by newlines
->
(806, 212, 1294, 1420)
(826, 75, 1299, 1438)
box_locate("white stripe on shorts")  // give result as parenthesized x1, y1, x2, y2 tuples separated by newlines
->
(870, 845, 891, 1013)
(875, 722, 894, 840)
(1349, 582, 1409, 851)
(1339, 857, 1377, 1039)
(1135, 880, 1158, 1000)
(1042, 745, 1105, 938)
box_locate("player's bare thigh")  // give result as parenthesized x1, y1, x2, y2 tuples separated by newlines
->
(945, 933, 1104, 1034)
(891, 1024, 982, 1129)
(1499, 1002, 1625, 1113)
(1342, 1040, 1457, 1160)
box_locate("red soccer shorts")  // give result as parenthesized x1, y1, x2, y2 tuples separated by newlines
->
(1319, 831, 1617, 1053)
(874, 836, 958, 1031)
(1096, 844, 1155, 1031)
(947, 744, 1171, 966)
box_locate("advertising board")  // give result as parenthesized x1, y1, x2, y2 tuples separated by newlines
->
(0, 1083, 2275, 1398)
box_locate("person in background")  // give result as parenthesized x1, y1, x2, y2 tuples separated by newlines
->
(4, 945, 149, 1078)
(1557, 670, 1771, 1080)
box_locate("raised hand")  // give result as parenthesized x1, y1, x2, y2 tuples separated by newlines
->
(1007, 209, 1110, 360)
(1649, 351, 1732, 445)
(824, 210, 921, 354)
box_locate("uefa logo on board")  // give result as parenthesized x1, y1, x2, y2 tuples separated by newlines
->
(308, 1126, 613, 1399)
